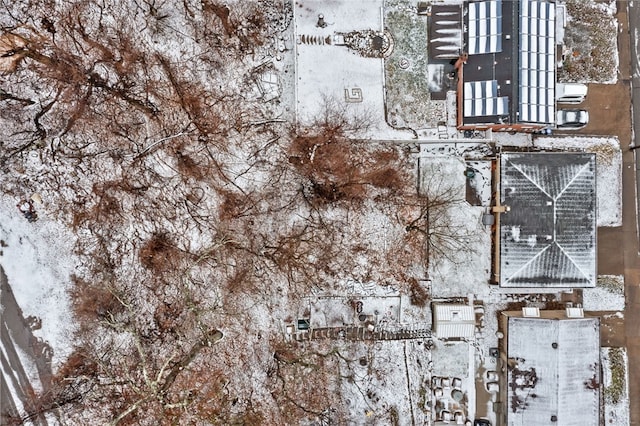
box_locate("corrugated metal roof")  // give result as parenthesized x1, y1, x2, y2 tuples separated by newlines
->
(433, 304, 475, 338)
(461, 0, 556, 127)
(499, 152, 597, 288)
(506, 317, 600, 426)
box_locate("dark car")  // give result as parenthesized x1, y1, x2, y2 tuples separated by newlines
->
(556, 109, 589, 129)
(474, 419, 492, 426)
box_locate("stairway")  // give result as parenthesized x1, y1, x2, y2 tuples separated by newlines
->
(293, 326, 432, 342)
(297, 34, 332, 45)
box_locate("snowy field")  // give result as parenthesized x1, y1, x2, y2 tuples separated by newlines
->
(0, 0, 630, 424)
(418, 156, 492, 297)
(294, 1, 384, 127)
(559, 0, 619, 83)
(0, 193, 76, 368)
(294, 0, 413, 140)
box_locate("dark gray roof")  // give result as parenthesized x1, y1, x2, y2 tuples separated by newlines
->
(500, 152, 597, 287)
(506, 316, 600, 426)
(462, 0, 556, 126)
(428, 5, 463, 59)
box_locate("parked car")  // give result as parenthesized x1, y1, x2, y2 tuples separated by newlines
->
(486, 382, 499, 393)
(556, 109, 589, 129)
(474, 419, 492, 426)
(486, 370, 499, 382)
(556, 83, 588, 104)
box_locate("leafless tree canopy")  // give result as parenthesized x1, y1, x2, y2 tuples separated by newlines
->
(1, 1, 470, 424)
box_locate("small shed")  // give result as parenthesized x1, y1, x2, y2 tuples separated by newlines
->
(432, 303, 475, 339)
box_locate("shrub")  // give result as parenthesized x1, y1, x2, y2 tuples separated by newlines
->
(139, 232, 182, 272)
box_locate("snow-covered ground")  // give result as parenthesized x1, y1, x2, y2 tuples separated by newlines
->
(583, 275, 625, 311)
(601, 347, 630, 425)
(418, 155, 492, 297)
(294, 0, 413, 140)
(559, 0, 619, 83)
(0, 193, 76, 368)
(0, 0, 628, 424)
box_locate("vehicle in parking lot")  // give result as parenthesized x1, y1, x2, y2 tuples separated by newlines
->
(474, 419, 492, 426)
(556, 83, 588, 104)
(486, 381, 499, 393)
(486, 370, 499, 382)
(556, 109, 589, 129)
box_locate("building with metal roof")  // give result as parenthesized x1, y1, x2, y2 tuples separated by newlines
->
(457, 0, 556, 131)
(432, 303, 475, 339)
(499, 310, 601, 426)
(496, 152, 597, 288)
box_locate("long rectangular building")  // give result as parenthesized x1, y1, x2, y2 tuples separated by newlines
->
(459, 0, 556, 131)
(500, 311, 601, 426)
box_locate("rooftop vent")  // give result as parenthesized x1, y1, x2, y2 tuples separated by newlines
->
(522, 307, 540, 317)
(566, 307, 584, 318)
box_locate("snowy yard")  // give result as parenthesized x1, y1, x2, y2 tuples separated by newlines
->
(418, 156, 492, 297)
(558, 0, 619, 83)
(583, 275, 625, 311)
(601, 347, 630, 425)
(0, 0, 631, 424)
(294, 0, 390, 136)
(0, 194, 76, 368)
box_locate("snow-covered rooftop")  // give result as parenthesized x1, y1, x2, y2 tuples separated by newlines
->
(432, 303, 475, 339)
(504, 314, 600, 426)
(499, 152, 597, 288)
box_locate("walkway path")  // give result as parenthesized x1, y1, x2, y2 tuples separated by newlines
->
(574, 3, 640, 424)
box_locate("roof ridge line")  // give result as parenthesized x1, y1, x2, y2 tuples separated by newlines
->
(555, 161, 591, 201)
(507, 160, 553, 199)
(554, 241, 592, 283)
(504, 242, 551, 284)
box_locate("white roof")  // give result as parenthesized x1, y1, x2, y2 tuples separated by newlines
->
(506, 316, 600, 426)
(433, 304, 475, 339)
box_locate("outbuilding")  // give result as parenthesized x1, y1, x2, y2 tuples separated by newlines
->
(432, 303, 475, 339)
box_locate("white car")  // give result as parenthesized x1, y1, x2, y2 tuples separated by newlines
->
(556, 83, 588, 104)
(556, 109, 589, 129)
(486, 382, 499, 393)
(486, 371, 499, 382)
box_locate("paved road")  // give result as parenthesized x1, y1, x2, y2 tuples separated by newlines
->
(618, 2, 640, 424)
(631, 0, 640, 245)
(560, 3, 640, 423)
(0, 266, 53, 425)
